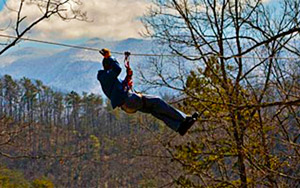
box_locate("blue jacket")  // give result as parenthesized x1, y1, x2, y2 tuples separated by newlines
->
(97, 56, 128, 109)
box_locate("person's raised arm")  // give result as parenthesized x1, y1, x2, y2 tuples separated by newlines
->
(106, 57, 121, 78)
(99, 48, 122, 78)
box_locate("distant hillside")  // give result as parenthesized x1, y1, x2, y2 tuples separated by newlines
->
(0, 38, 156, 94)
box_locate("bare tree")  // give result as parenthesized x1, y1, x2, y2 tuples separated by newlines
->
(141, 0, 300, 187)
(0, 0, 88, 55)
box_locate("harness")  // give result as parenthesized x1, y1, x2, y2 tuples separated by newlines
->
(122, 51, 133, 92)
(120, 51, 147, 113)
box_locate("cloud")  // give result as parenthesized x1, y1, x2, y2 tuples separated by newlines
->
(0, 0, 151, 40)
(0, 0, 275, 41)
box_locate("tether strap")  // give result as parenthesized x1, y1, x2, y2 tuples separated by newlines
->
(123, 51, 133, 91)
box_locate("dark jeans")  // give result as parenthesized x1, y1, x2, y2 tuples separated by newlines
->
(121, 92, 186, 131)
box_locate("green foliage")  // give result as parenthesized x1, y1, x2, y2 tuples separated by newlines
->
(0, 167, 30, 188)
(176, 176, 197, 188)
(0, 167, 53, 188)
(89, 134, 101, 159)
(32, 179, 54, 188)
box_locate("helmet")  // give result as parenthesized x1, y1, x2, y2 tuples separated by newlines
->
(99, 48, 111, 56)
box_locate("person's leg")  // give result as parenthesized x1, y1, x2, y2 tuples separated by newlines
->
(138, 94, 186, 131)
(121, 93, 198, 135)
(148, 111, 183, 131)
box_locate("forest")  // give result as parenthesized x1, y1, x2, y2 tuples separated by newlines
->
(0, 0, 300, 187)
(0, 74, 178, 187)
(1, 62, 299, 187)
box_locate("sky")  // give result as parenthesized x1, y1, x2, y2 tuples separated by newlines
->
(0, 1, 3, 11)
(0, 0, 281, 51)
(0, 0, 151, 49)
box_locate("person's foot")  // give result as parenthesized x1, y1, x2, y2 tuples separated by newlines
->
(192, 112, 199, 119)
(178, 112, 199, 136)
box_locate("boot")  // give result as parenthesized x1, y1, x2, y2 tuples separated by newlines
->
(178, 112, 199, 136)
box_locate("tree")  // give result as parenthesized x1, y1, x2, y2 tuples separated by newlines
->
(2, 75, 19, 118)
(142, 0, 300, 187)
(0, 0, 87, 55)
(20, 77, 38, 122)
(0, 74, 187, 186)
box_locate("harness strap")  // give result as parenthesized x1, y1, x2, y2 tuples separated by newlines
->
(124, 51, 131, 68)
(123, 51, 133, 91)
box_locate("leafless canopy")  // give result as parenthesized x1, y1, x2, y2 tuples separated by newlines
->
(0, 0, 88, 55)
(141, 0, 300, 187)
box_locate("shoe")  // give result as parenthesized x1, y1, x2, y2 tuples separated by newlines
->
(178, 112, 199, 136)
(192, 112, 199, 119)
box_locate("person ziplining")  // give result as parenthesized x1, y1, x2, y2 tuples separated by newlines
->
(97, 48, 198, 136)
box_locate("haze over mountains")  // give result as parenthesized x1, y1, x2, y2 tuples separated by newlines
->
(0, 38, 156, 94)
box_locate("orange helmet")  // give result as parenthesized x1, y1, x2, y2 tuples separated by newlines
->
(99, 48, 111, 57)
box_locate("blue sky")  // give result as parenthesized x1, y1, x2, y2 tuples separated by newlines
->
(0, 1, 4, 11)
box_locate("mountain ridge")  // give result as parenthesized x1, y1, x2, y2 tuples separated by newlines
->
(0, 38, 156, 95)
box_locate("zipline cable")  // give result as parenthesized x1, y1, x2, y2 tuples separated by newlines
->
(0, 33, 299, 60)
(0, 33, 169, 57)
(0, 33, 122, 55)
